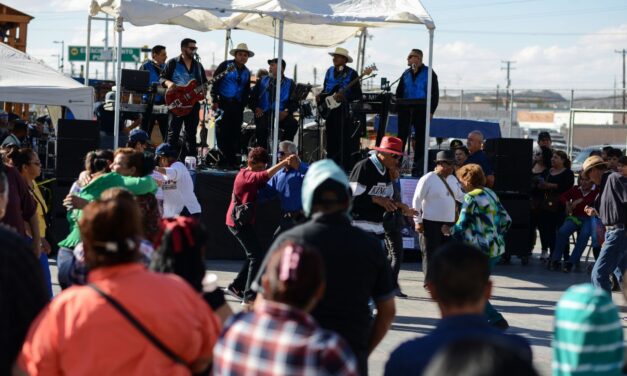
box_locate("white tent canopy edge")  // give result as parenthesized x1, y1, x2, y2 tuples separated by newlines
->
(0, 43, 94, 120)
(89, 0, 434, 170)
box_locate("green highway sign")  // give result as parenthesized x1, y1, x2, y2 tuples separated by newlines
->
(68, 46, 141, 63)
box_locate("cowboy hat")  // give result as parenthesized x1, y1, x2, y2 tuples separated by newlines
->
(373, 136, 403, 156)
(328, 47, 353, 63)
(229, 43, 255, 57)
(581, 155, 607, 178)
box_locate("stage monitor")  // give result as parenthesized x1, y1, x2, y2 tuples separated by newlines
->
(121, 69, 150, 93)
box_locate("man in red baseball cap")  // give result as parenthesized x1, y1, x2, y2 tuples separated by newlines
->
(349, 136, 413, 237)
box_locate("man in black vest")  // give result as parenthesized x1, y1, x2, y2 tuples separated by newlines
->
(211, 43, 253, 169)
(318, 47, 362, 171)
(249, 58, 298, 151)
(395, 48, 439, 177)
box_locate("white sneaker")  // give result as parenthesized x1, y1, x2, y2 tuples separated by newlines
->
(540, 250, 548, 260)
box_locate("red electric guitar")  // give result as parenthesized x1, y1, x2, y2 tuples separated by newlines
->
(165, 64, 236, 117)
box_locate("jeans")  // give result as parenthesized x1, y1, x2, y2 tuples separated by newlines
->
(385, 229, 405, 290)
(141, 113, 168, 143)
(40, 253, 52, 298)
(485, 256, 506, 324)
(167, 102, 200, 158)
(229, 224, 265, 302)
(56, 247, 75, 290)
(421, 219, 452, 282)
(397, 105, 427, 177)
(591, 228, 627, 293)
(216, 100, 245, 166)
(551, 217, 592, 264)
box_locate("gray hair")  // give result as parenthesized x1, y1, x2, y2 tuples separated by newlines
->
(468, 130, 484, 141)
(279, 141, 298, 154)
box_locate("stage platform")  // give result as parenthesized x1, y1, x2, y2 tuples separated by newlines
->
(195, 168, 281, 259)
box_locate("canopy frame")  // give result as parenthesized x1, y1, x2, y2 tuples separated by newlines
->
(88, 1, 434, 168)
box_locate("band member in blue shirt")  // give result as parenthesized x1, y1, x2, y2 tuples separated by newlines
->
(249, 58, 298, 151)
(318, 47, 362, 172)
(395, 48, 439, 177)
(210, 43, 253, 169)
(161, 38, 208, 158)
(139, 45, 168, 142)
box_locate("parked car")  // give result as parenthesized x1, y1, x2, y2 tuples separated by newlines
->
(572, 144, 627, 172)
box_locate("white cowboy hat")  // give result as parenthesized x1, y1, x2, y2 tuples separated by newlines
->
(229, 43, 255, 57)
(328, 47, 353, 63)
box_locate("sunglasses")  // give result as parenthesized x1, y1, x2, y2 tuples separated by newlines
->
(187, 47, 198, 51)
(277, 150, 286, 157)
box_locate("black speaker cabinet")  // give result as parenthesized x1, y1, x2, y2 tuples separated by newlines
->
(56, 120, 100, 180)
(121, 69, 150, 92)
(484, 138, 532, 193)
(301, 128, 326, 164)
(57, 119, 100, 139)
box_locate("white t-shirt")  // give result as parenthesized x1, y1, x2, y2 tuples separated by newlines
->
(162, 161, 201, 218)
(412, 171, 465, 224)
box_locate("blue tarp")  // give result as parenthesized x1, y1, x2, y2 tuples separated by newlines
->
(375, 115, 502, 139)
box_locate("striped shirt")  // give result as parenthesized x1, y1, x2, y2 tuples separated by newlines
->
(552, 284, 623, 376)
(450, 188, 512, 258)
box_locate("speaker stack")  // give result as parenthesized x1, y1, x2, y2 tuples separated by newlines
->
(484, 138, 533, 257)
(51, 119, 100, 242)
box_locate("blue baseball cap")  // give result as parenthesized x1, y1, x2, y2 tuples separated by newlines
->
(129, 128, 150, 143)
(155, 143, 177, 157)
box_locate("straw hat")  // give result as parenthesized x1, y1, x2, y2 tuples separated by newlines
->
(229, 43, 255, 57)
(328, 47, 353, 63)
(581, 155, 607, 178)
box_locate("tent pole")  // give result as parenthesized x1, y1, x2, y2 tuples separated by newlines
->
(423, 28, 434, 176)
(355, 29, 364, 73)
(113, 17, 124, 150)
(85, 15, 92, 87)
(271, 17, 284, 166)
(224, 29, 231, 61)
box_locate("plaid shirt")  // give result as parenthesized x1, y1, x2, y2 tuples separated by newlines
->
(213, 301, 358, 376)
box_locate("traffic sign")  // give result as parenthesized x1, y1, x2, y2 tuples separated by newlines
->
(68, 46, 141, 63)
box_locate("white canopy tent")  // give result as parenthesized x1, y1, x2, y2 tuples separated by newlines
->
(89, 0, 435, 170)
(0, 43, 94, 120)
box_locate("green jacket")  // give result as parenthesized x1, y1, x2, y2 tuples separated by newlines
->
(58, 172, 157, 249)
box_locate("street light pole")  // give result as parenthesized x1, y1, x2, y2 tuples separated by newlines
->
(53, 40, 65, 72)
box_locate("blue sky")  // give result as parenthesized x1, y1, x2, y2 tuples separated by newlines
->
(7, 0, 627, 91)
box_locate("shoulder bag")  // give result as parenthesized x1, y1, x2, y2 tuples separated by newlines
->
(230, 192, 253, 229)
(437, 174, 461, 222)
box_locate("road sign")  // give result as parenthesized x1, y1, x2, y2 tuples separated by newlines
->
(68, 46, 141, 63)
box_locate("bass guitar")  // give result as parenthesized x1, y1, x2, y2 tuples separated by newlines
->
(165, 64, 236, 117)
(317, 64, 377, 119)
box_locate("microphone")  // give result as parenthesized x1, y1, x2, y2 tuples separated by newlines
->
(194, 52, 201, 61)
(411, 63, 417, 71)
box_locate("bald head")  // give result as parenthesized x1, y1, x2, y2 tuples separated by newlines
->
(467, 131, 484, 154)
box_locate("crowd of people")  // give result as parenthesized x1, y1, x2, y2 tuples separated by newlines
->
(2, 100, 627, 375)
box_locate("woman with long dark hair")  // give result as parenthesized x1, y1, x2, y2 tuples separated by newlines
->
(9, 148, 53, 297)
(530, 146, 553, 261)
(538, 150, 574, 270)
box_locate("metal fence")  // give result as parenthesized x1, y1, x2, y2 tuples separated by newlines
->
(436, 88, 627, 146)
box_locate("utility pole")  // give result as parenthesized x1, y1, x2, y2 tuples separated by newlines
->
(615, 49, 626, 124)
(501, 60, 516, 109)
(313, 67, 317, 86)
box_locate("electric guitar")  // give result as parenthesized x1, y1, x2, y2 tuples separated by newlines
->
(165, 64, 236, 117)
(317, 64, 377, 119)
